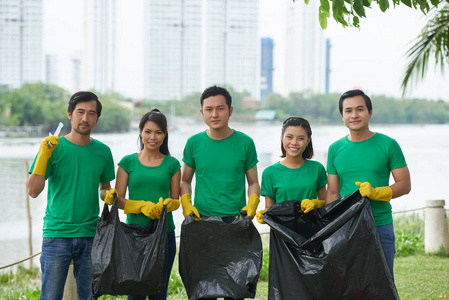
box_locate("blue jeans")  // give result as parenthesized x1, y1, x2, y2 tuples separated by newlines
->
(40, 237, 94, 300)
(128, 231, 177, 300)
(377, 223, 395, 278)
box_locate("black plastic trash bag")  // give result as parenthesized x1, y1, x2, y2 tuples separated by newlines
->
(91, 195, 168, 297)
(179, 213, 263, 300)
(263, 191, 399, 300)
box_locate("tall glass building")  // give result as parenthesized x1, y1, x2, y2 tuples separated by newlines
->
(144, 0, 259, 101)
(261, 37, 274, 103)
(0, 0, 43, 88)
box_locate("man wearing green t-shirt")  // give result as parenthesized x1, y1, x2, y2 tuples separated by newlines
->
(27, 91, 115, 300)
(325, 89, 411, 278)
(180, 85, 260, 300)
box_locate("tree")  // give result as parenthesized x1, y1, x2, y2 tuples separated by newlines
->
(299, 0, 448, 96)
(301, 0, 445, 29)
(401, 3, 449, 96)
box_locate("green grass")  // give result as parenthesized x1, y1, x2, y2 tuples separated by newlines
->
(2, 215, 448, 300)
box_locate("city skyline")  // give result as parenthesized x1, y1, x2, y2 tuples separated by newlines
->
(24, 0, 449, 101)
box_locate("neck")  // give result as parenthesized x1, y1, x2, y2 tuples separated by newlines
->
(140, 148, 164, 160)
(348, 128, 374, 142)
(281, 156, 305, 168)
(207, 127, 233, 140)
(65, 132, 92, 145)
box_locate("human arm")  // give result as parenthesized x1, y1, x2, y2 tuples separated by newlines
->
(325, 174, 340, 205)
(390, 166, 411, 199)
(170, 168, 181, 200)
(27, 174, 46, 198)
(256, 195, 275, 224)
(356, 166, 411, 201)
(180, 163, 201, 220)
(26, 136, 60, 198)
(242, 165, 261, 219)
(111, 166, 129, 209)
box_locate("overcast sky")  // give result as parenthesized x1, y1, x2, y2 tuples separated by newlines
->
(43, 0, 449, 101)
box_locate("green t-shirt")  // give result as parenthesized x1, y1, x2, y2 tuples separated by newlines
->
(182, 130, 258, 217)
(30, 136, 115, 238)
(261, 160, 327, 203)
(118, 153, 180, 232)
(327, 133, 407, 226)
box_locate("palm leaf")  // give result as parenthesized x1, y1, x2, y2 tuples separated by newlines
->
(401, 2, 449, 96)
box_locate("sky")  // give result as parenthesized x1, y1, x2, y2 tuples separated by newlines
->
(43, 0, 449, 101)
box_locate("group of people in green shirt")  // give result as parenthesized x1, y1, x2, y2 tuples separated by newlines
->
(27, 86, 410, 300)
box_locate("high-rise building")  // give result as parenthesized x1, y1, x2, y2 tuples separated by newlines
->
(83, 0, 117, 93)
(144, 0, 259, 101)
(45, 54, 58, 86)
(0, 0, 43, 89)
(283, 1, 324, 95)
(261, 37, 274, 103)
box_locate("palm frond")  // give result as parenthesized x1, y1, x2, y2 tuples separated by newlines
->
(401, 2, 449, 97)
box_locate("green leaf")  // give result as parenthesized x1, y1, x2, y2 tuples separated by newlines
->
(401, 0, 412, 7)
(319, 7, 330, 28)
(378, 0, 390, 12)
(353, 0, 367, 17)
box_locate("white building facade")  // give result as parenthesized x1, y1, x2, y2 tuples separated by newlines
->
(144, 0, 259, 101)
(82, 0, 117, 93)
(283, 1, 325, 95)
(0, 0, 42, 88)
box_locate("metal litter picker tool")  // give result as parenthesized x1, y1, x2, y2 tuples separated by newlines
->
(47, 122, 63, 147)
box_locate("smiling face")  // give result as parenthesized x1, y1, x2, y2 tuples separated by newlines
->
(140, 120, 166, 152)
(200, 94, 233, 131)
(67, 100, 99, 136)
(281, 125, 310, 159)
(341, 95, 372, 132)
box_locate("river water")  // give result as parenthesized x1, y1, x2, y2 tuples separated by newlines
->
(1, 121, 448, 268)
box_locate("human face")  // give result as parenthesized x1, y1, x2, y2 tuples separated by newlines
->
(68, 100, 98, 136)
(282, 126, 310, 159)
(341, 95, 372, 132)
(140, 120, 165, 151)
(200, 95, 233, 131)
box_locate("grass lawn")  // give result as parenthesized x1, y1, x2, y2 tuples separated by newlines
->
(1, 254, 447, 300)
(395, 254, 449, 299)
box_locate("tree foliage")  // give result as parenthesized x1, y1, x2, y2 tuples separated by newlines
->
(299, 0, 446, 29)
(263, 91, 449, 124)
(0, 83, 132, 134)
(299, 0, 449, 96)
(401, 3, 449, 95)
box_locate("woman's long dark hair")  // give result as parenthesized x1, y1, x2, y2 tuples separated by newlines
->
(280, 117, 313, 159)
(138, 108, 170, 155)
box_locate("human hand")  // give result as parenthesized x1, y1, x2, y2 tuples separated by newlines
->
(356, 181, 392, 202)
(242, 194, 260, 220)
(301, 199, 324, 213)
(104, 188, 117, 205)
(181, 194, 201, 220)
(33, 136, 59, 175)
(256, 209, 266, 224)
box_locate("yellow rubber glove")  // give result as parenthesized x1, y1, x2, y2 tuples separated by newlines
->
(256, 210, 266, 224)
(242, 194, 260, 220)
(356, 181, 393, 202)
(301, 199, 325, 213)
(181, 194, 201, 220)
(153, 197, 181, 219)
(33, 136, 59, 176)
(104, 189, 117, 205)
(124, 200, 160, 219)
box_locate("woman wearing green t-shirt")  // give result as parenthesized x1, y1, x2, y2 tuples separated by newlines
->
(256, 117, 327, 222)
(114, 109, 181, 300)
